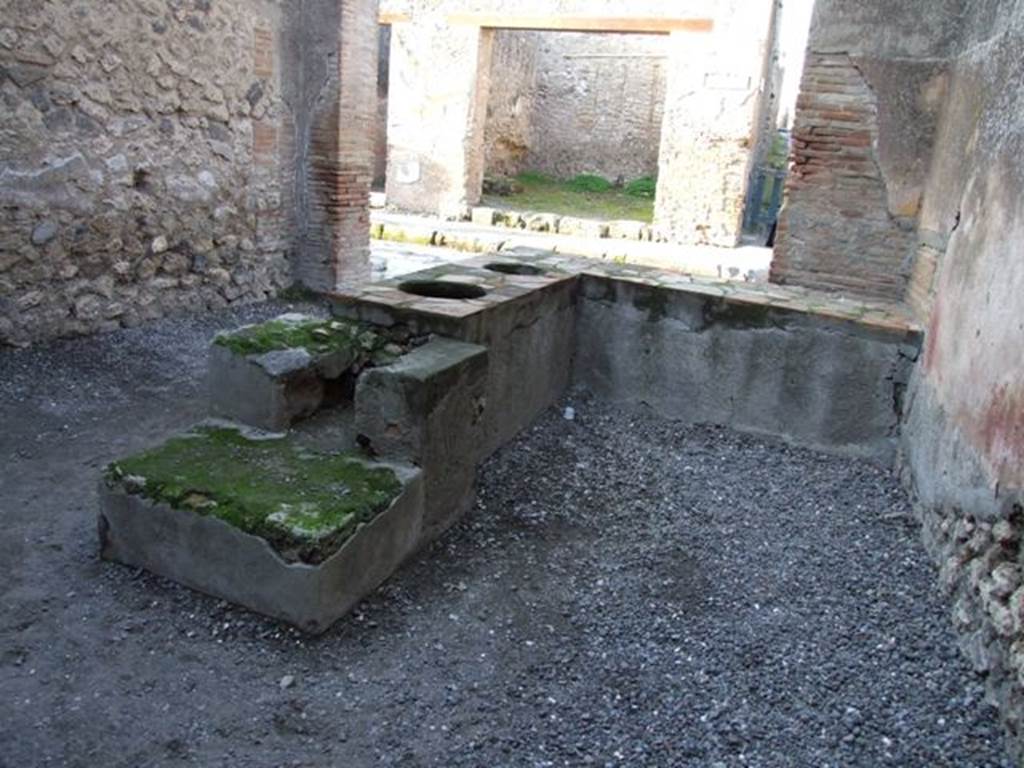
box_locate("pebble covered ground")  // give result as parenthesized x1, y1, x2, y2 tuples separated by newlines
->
(0, 302, 1012, 767)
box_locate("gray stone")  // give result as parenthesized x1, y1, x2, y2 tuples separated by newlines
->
(208, 343, 324, 432)
(251, 348, 314, 378)
(558, 216, 609, 239)
(525, 213, 560, 233)
(572, 275, 920, 463)
(607, 220, 646, 240)
(105, 154, 129, 174)
(356, 338, 488, 542)
(31, 221, 59, 246)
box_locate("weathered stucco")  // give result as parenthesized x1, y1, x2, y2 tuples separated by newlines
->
(653, 0, 778, 247)
(900, 2, 1024, 758)
(769, 1, 1024, 754)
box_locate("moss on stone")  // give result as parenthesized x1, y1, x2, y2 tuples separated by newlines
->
(277, 283, 322, 302)
(215, 317, 373, 358)
(106, 426, 403, 564)
(633, 286, 671, 323)
(701, 298, 780, 330)
(380, 227, 436, 246)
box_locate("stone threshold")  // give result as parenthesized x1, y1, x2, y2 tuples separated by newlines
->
(369, 211, 773, 283)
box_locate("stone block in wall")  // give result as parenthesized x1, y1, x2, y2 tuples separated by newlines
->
(496, 210, 525, 229)
(608, 220, 647, 240)
(558, 216, 609, 239)
(471, 207, 499, 227)
(525, 212, 560, 232)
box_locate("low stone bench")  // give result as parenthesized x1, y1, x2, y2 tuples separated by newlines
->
(208, 313, 410, 432)
(98, 424, 423, 634)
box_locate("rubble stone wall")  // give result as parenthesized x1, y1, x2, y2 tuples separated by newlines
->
(482, 31, 537, 178)
(0, 0, 291, 346)
(484, 30, 668, 181)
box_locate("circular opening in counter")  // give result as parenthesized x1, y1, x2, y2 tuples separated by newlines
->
(483, 262, 546, 277)
(398, 280, 487, 300)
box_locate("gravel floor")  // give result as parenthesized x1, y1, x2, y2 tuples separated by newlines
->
(0, 302, 1012, 767)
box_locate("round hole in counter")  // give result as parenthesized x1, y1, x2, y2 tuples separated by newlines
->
(483, 262, 546, 277)
(398, 280, 488, 300)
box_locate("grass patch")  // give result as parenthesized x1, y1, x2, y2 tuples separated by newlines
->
(624, 177, 657, 199)
(107, 426, 403, 564)
(566, 174, 613, 194)
(483, 172, 655, 223)
(215, 317, 374, 358)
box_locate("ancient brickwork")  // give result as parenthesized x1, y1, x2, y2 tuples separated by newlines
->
(278, 0, 377, 293)
(770, 0, 957, 302)
(771, 54, 915, 300)
(0, 0, 291, 346)
(484, 31, 668, 181)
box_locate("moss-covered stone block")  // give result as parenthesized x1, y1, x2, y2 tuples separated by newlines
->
(208, 314, 400, 431)
(106, 426, 402, 564)
(99, 425, 423, 633)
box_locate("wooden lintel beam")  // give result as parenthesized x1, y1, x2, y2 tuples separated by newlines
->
(446, 14, 714, 34)
(379, 11, 410, 25)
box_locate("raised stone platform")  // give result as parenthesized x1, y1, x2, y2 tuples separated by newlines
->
(99, 425, 423, 634)
(209, 314, 417, 431)
(332, 250, 921, 462)
(101, 249, 923, 633)
(370, 211, 773, 282)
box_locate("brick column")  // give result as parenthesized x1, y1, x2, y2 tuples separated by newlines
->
(385, 19, 493, 219)
(280, 0, 378, 293)
(770, 54, 916, 300)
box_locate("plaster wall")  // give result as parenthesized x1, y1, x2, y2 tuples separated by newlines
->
(482, 31, 537, 177)
(653, 0, 778, 247)
(899, 4, 1024, 756)
(384, 18, 493, 219)
(572, 276, 918, 464)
